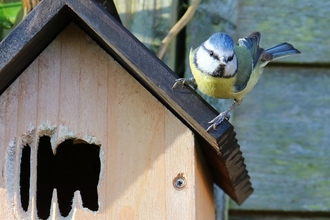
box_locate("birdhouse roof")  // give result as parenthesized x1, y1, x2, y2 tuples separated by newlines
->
(0, 0, 252, 204)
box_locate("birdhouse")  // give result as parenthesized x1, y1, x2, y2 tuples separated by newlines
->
(0, 0, 253, 219)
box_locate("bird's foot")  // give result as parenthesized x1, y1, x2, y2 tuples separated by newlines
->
(172, 78, 186, 89)
(206, 101, 239, 132)
(206, 112, 230, 132)
(172, 78, 197, 90)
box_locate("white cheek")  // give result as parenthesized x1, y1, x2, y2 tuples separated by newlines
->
(223, 56, 237, 77)
(195, 48, 218, 73)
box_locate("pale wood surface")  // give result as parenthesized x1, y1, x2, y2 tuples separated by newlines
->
(231, 67, 330, 211)
(0, 23, 214, 219)
(195, 141, 215, 220)
(230, 214, 330, 220)
(237, 0, 329, 64)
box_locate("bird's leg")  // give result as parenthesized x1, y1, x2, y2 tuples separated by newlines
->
(206, 100, 239, 132)
(172, 77, 197, 90)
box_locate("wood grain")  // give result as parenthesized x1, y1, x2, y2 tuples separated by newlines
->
(237, 0, 327, 64)
(0, 22, 214, 219)
(231, 67, 330, 211)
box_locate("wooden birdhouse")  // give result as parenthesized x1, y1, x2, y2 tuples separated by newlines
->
(0, 0, 253, 219)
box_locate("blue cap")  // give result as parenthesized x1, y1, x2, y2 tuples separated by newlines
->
(208, 33, 234, 51)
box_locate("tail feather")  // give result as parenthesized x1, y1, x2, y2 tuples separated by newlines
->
(265, 42, 301, 60)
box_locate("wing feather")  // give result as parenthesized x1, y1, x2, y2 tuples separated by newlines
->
(234, 32, 267, 92)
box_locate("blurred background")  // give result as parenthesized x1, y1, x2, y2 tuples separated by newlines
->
(2, 0, 329, 219)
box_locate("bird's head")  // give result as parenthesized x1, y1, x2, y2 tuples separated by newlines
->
(194, 33, 237, 77)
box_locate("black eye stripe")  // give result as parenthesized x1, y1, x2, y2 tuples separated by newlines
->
(227, 54, 234, 62)
(202, 45, 219, 60)
(207, 49, 219, 60)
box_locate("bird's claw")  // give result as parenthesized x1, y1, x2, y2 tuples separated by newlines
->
(172, 78, 186, 90)
(206, 112, 230, 132)
(172, 78, 197, 90)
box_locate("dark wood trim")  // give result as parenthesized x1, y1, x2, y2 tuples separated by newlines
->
(197, 127, 253, 205)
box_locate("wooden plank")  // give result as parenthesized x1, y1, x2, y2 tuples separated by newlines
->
(230, 67, 330, 211)
(229, 210, 330, 220)
(102, 23, 167, 219)
(230, 217, 330, 220)
(57, 22, 80, 134)
(164, 109, 195, 220)
(195, 140, 215, 220)
(0, 75, 19, 220)
(0, 77, 8, 189)
(15, 56, 39, 219)
(3, 80, 19, 209)
(237, 0, 327, 64)
(36, 32, 61, 126)
(102, 42, 168, 219)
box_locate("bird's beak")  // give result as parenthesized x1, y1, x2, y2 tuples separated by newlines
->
(219, 57, 227, 66)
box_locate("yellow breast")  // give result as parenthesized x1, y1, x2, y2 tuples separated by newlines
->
(189, 52, 236, 99)
(191, 67, 236, 99)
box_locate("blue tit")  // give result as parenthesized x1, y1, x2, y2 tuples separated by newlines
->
(173, 32, 301, 131)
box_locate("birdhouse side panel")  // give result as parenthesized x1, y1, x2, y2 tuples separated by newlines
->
(195, 140, 215, 220)
(0, 22, 214, 219)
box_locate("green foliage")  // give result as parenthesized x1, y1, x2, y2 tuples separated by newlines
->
(0, 1, 22, 40)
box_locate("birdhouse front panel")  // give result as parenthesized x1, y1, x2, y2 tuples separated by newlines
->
(0, 23, 214, 219)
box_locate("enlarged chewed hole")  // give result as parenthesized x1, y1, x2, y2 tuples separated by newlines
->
(35, 136, 101, 220)
(20, 145, 31, 211)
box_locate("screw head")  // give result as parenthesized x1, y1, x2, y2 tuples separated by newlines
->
(173, 173, 187, 190)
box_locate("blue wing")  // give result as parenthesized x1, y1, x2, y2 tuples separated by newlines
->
(238, 32, 269, 68)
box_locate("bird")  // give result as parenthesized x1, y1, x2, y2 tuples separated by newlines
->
(172, 32, 301, 132)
